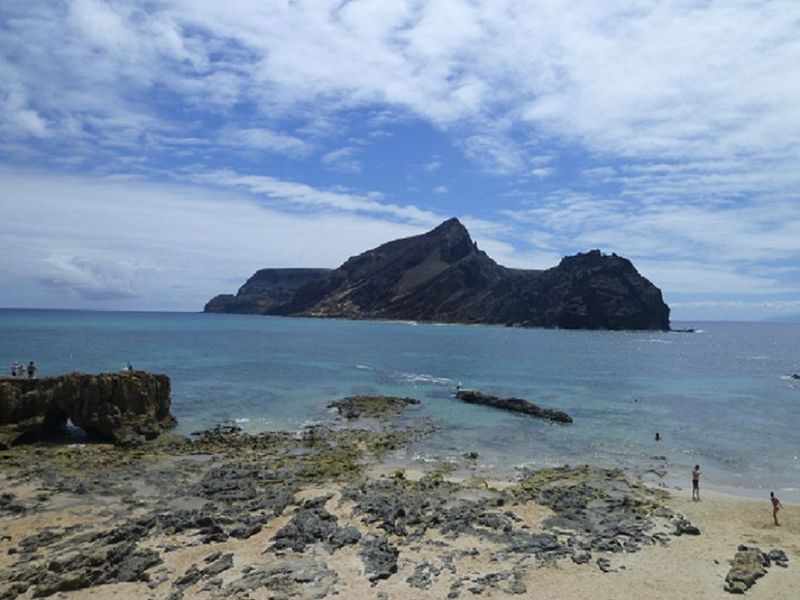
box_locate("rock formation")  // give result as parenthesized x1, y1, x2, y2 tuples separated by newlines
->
(724, 545, 789, 594)
(0, 372, 175, 448)
(204, 218, 671, 330)
(455, 390, 572, 423)
(204, 268, 331, 314)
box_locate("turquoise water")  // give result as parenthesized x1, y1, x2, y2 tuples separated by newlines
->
(1, 309, 799, 501)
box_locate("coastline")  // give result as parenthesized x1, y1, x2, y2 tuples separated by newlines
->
(1, 401, 797, 599)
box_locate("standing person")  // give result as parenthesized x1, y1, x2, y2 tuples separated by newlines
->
(771, 491, 782, 526)
(692, 465, 701, 501)
(27, 361, 36, 379)
(11, 362, 18, 377)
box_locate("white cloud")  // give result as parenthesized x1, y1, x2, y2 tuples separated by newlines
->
(0, 168, 430, 310)
(2, 1, 800, 319)
(321, 147, 363, 174)
(3, 1, 800, 187)
(433, 185, 447, 194)
(530, 167, 553, 179)
(220, 128, 311, 157)
(188, 169, 444, 226)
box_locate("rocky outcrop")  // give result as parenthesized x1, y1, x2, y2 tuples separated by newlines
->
(205, 218, 670, 330)
(455, 390, 572, 423)
(328, 396, 421, 420)
(204, 268, 331, 314)
(724, 545, 789, 594)
(0, 372, 175, 448)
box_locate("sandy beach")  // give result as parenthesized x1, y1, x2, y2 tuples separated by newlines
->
(1, 401, 797, 599)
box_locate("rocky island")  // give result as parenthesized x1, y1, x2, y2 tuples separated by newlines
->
(204, 218, 670, 330)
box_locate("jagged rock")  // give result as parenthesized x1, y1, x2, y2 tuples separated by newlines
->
(407, 562, 442, 589)
(205, 218, 670, 330)
(204, 268, 331, 314)
(0, 372, 175, 448)
(328, 395, 420, 419)
(768, 548, 789, 567)
(597, 557, 615, 573)
(270, 497, 361, 553)
(673, 518, 701, 536)
(455, 391, 572, 423)
(222, 559, 338, 599)
(360, 536, 399, 583)
(724, 545, 772, 593)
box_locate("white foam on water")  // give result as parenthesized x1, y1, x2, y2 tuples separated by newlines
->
(394, 371, 453, 385)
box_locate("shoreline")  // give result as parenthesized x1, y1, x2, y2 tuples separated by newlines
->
(1, 399, 797, 599)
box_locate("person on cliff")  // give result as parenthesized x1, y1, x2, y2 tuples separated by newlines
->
(11, 362, 18, 377)
(692, 465, 701, 501)
(27, 361, 36, 379)
(771, 491, 782, 526)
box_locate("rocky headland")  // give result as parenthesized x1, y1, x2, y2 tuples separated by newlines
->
(0, 371, 175, 449)
(204, 218, 671, 330)
(205, 268, 331, 314)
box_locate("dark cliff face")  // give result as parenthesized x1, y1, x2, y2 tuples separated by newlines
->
(204, 218, 671, 330)
(287, 218, 508, 322)
(494, 250, 671, 330)
(204, 268, 331, 314)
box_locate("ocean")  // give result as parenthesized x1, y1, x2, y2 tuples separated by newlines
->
(1, 308, 798, 502)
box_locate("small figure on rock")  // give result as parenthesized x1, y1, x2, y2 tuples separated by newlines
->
(124, 361, 133, 372)
(771, 491, 782, 526)
(692, 464, 701, 501)
(26, 361, 36, 379)
(11, 361, 18, 377)
(655, 432, 661, 442)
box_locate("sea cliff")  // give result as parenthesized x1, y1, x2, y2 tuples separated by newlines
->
(0, 371, 175, 448)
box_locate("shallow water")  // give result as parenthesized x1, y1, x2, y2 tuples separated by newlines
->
(2, 309, 798, 501)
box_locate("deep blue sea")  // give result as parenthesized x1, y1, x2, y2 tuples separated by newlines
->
(1, 309, 799, 501)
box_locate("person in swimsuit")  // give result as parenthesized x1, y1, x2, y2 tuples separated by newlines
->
(692, 465, 701, 501)
(771, 491, 782, 526)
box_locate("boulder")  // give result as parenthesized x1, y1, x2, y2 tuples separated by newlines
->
(724, 545, 772, 594)
(0, 371, 175, 448)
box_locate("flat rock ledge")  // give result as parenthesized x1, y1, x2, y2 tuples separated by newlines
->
(456, 390, 572, 423)
(328, 395, 421, 420)
(0, 371, 175, 448)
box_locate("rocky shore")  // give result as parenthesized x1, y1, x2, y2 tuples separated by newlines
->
(0, 394, 795, 599)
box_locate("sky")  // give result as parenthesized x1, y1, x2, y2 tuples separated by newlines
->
(2, 1, 800, 321)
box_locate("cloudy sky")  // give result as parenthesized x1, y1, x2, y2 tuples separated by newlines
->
(2, 1, 799, 321)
